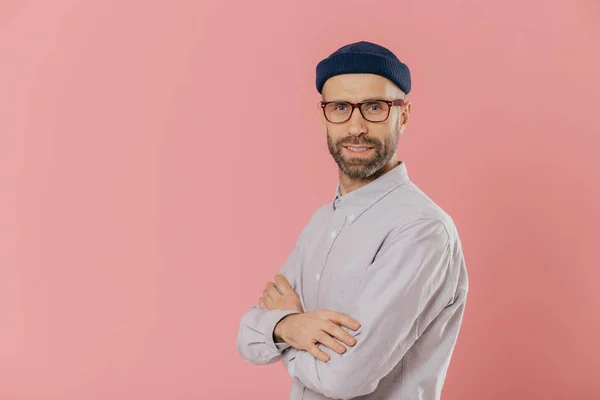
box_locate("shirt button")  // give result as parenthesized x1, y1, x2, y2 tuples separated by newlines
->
(331, 230, 337, 238)
(348, 214, 355, 221)
(316, 273, 321, 281)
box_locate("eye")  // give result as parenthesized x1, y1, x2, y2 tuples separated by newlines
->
(364, 102, 383, 111)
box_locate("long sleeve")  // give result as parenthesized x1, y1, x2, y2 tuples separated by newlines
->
(236, 237, 303, 365)
(280, 218, 460, 399)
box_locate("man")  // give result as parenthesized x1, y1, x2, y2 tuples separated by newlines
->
(236, 41, 469, 399)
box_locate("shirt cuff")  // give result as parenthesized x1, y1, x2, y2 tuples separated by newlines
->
(259, 309, 301, 353)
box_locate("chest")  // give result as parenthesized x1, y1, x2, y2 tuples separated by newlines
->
(297, 209, 394, 314)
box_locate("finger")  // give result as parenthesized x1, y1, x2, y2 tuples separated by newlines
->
(274, 274, 294, 295)
(319, 310, 361, 331)
(258, 298, 266, 310)
(307, 344, 330, 362)
(323, 322, 357, 347)
(316, 331, 346, 354)
(262, 293, 275, 309)
(266, 282, 281, 298)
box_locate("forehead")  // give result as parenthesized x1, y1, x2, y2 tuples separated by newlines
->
(322, 73, 403, 101)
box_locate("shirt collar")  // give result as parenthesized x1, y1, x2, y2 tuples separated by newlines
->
(332, 161, 410, 219)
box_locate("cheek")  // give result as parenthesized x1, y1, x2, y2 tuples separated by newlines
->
(370, 126, 394, 142)
(326, 127, 345, 141)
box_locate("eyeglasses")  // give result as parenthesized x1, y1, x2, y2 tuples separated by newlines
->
(320, 99, 405, 124)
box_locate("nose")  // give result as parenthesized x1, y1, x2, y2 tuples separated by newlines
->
(347, 105, 367, 137)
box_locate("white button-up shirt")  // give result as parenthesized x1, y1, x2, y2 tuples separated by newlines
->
(237, 161, 469, 399)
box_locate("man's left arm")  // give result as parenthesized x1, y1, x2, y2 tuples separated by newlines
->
(279, 218, 463, 399)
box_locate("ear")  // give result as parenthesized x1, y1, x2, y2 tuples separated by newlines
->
(317, 102, 327, 134)
(399, 100, 411, 134)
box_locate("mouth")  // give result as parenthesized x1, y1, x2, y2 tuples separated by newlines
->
(343, 145, 374, 155)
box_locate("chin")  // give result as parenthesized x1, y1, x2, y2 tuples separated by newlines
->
(340, 165, 374, 179)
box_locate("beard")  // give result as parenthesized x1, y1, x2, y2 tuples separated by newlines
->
(327, 123, 399, 179)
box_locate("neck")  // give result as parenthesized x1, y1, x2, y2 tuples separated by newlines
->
(339, 158, 400, 196)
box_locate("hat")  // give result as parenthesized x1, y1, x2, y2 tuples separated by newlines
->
(316, 41, 411, 95)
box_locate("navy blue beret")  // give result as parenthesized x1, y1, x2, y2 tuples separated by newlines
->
(316, 41, 411, 95)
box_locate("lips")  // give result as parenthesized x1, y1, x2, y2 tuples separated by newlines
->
(343, 145, 375, 155)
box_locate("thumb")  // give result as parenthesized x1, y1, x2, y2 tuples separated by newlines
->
(275, 274, 295, 294)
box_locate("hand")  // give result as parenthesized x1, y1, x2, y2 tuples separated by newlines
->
(274, 310, 361, 362)
(258, 274, 303, 313)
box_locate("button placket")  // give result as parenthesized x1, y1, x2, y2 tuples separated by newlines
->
(315, 213, 349, 308)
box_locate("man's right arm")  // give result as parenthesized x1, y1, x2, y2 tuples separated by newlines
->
(236, 239, 302, 365)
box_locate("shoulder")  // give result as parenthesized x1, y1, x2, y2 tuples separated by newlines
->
(383, 180, 459, 244)
(296, 202, 332, 245)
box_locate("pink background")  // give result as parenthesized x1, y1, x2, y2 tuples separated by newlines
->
(1, 1, 599, 399)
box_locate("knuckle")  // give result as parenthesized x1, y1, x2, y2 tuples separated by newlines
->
(316, 332, 328, 342)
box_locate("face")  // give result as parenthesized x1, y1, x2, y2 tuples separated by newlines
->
(319, 74, 411, 180)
